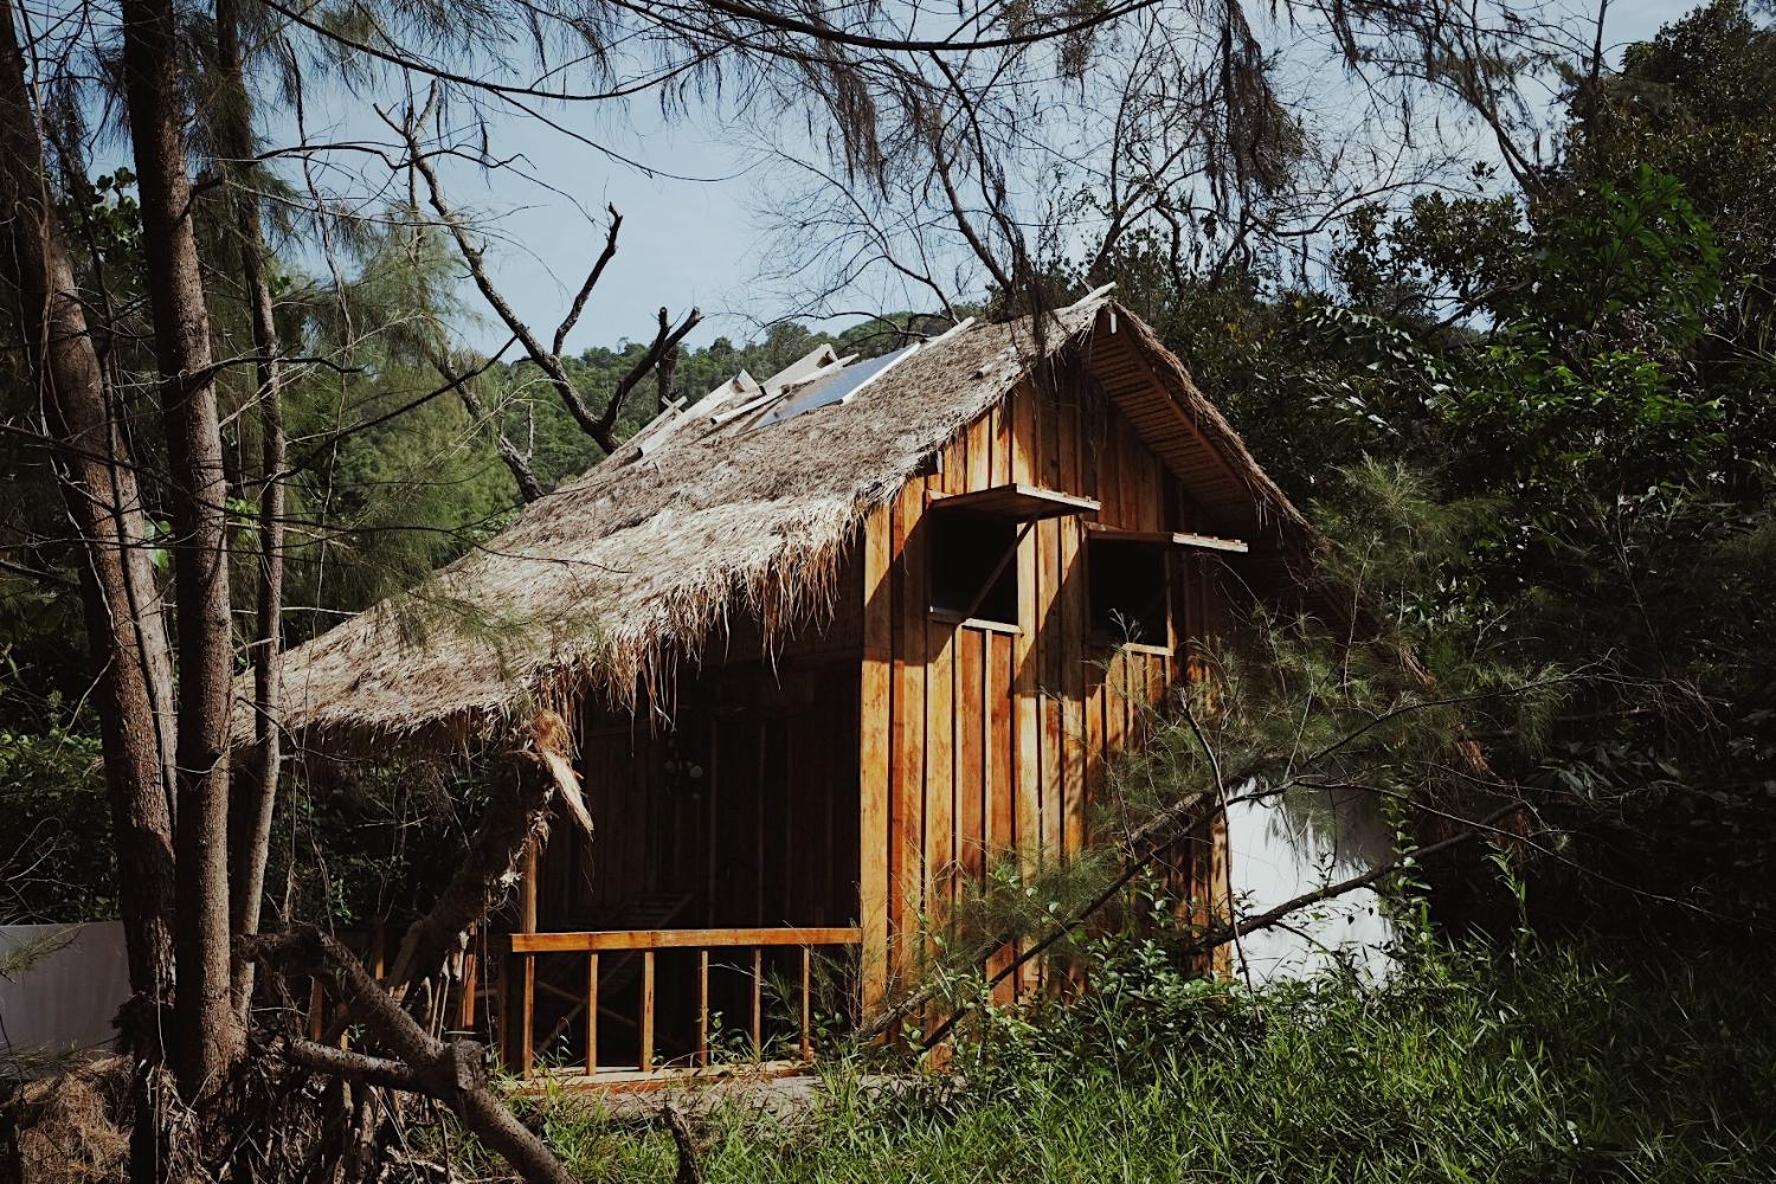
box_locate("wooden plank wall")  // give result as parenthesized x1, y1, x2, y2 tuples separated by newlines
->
(542, 554, 867, 936)
(860, 371, 1226, 1007)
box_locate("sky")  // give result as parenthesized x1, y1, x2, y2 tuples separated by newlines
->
(285, 0, 1692, 360)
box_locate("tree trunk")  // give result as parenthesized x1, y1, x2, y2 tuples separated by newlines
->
(215, 0, 288, 1025)
(119, 0, 244, 1097)
(0, 7, 179, 1178)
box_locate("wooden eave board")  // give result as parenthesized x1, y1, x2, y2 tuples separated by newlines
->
(926, 482, 1100, 521)
(1084, 522, 1249, 553)
(1086, 330, 1257, 527)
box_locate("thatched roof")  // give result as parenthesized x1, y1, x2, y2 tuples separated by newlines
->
(247, 293, 1313, 749)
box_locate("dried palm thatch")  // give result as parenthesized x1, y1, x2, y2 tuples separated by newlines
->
(5, 1056, 130, 1184)
(247, 294, 1312, 753)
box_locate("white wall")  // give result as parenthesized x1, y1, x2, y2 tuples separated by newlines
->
(0, 922, 130, 1062)
(1224, 787, 1396, 983)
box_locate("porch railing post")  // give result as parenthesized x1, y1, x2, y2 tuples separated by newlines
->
(584, 952, 598, 1076)
(697, 949, 710, 1068)
(799, 945, 813, 1062)
(520, 953, 536, 1078)
(495, 950, 510, 1068)
(640, 949, 656, 1074)
(751, 947, 763, 1061)
(458, 928, 479, 1032)
(515, 831, 539, 1076)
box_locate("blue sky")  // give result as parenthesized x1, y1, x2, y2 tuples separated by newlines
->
(295, 0, 1688, 358)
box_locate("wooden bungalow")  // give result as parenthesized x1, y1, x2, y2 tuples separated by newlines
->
(262, 289, 1317, 1085)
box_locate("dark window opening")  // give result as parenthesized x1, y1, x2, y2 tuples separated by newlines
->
(1088, 537, 1169, 646)
(930, 510, 1019, 626)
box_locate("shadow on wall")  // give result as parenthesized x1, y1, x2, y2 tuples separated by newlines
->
(1225, 786, 1396, 984)
(1, 923, 130, 1069)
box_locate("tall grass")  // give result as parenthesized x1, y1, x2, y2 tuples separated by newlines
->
(504, 938, 1776, 1184)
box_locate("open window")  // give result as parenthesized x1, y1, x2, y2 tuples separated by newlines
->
(928, 483, 1100, 630)
(1087, 534, 1170, 648)
(1085, 525, 1248, 649)
(929, 510, 1020, 627)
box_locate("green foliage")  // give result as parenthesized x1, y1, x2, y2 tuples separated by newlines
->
(1522, 166, 1721, 341)
(0, 692, 113, 924)
(488, 940, 1776, 1183)
(1574, 0, 1776, 274)
(270, 759, 491, 928)
(1060, 3, 1776, 933)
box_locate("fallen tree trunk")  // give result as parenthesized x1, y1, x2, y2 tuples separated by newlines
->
(280, 1039, 427, 1093)
(383, 711, 591, 1011)
(241, 925, 577, 1184)
(239, 712, 596, 1184)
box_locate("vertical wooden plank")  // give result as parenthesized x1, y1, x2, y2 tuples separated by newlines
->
(1010, 386, 1041, 1000)
(799, 946, 813, 1062)
(984, 403, 1001, 487)
(944, 433, 967, 494)
(1080, 380, 1100, 505)
(1058, 384, 1086, 865)
(1011, 380, 1036, 484)
(515, 833, 539, 1076)
(1035, 381, 1063, 877)
(1060, 517, 1086, 862)
(521, 836, 539, 933)
(639, 950, 655, 1073)
(519, 955, 535, 1078)
(754, 721, 767, 923)
(957, 629, 985, 888)
(751, 947, 764, 1061)
(699, 695, 713, 923)
(1124, 649, 1140, 745)
(698, 950, 710, 1066)
(996, 397, 1014, 486)
(1104, 649, 1126, 771)
(987, 631, 1016, 1005)
(891, 481, 927, 993)
(1085, 650, 1105, 820)
(1208, 809, 1233, 979)
(1041, 370, 1062, 488)
(458, 939, 478, 1031)
(494, 956, 508, 1067)
(1167, 548, 1185, 689)
(584, 953, 598, 1076)
(1126, 421, 1151, 530)
(1097, 407, 1123, 530)
(1065, 370, 1079, 500)
(1140, 450, 1165, 533)
(1111, 417, 1133, 528)
(823, 684, 839, 925)
(1013, 519, 1040, 882)
(858, 502, 892, 1019)
(782, 710, 801, 922)
(1039, 510, 1064, 873)
(926, 620, 954, 937)
(1124, 417, 1145, 529)
(967, 414, 992, 493)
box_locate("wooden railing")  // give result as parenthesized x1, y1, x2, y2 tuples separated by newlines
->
(502, 926, 861, 1079)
